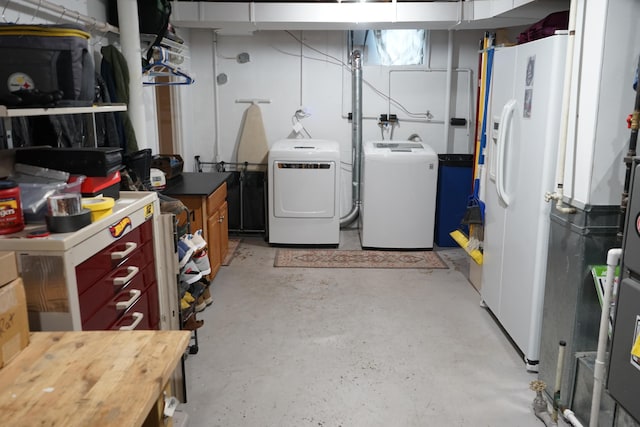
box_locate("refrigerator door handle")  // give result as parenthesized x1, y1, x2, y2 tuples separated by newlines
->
(496, 99, 517, 206)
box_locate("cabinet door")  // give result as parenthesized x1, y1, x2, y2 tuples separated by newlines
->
(219, 201, 229, 263)
(207, 211, 222, 277)
(176, 196, 204, 235)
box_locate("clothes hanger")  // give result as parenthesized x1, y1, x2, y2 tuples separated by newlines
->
(142, 46, 194, 86)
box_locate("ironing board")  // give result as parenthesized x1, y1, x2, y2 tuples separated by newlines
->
(236, 103, 269, 171)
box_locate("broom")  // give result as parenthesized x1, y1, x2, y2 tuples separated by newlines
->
(450, 33, 495, 265)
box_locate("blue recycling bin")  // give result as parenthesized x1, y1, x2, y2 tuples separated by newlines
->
(435, 154, 474, 247)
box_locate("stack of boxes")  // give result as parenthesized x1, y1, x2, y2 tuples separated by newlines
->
(0, 251, 29, 367)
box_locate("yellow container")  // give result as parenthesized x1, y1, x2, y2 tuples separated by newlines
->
(81, 197, 115, 222)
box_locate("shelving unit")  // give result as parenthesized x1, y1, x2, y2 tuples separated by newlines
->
(173, 205, 200, 355)
(0, 103, 127, 117)
(0, 103, 127, 149)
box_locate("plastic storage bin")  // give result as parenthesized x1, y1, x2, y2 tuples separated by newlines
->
(435, 154, 473, 247)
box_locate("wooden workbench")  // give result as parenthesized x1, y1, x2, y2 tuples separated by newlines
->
(0, 330, 190, 426)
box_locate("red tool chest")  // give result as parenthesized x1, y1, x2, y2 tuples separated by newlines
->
(0, 192, 172, 332)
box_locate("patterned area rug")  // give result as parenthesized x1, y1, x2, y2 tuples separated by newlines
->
(274, 249, 448, 269)
(222, 239, 241, 266)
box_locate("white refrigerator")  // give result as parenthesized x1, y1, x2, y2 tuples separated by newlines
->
(481, 34, 567, 371)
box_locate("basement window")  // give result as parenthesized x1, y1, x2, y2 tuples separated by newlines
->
(350, 29, 427, 66)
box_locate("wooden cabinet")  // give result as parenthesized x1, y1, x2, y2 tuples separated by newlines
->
(174, 182, 228, 278)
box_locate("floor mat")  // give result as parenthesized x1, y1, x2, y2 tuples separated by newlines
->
(274, 249, 448, 269)
(222, 239, 241, 266)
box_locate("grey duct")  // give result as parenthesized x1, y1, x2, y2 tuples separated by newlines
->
(340, 50, 363, 227)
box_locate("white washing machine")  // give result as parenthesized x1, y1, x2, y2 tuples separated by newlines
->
(268, 139, 340, 245)
(360, 141, 438, 249)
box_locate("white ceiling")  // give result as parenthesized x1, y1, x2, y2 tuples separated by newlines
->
(170, 0, 570, 33)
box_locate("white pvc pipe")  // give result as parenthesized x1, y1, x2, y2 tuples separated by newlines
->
(444, 30, 454, 153)
(552, 341, 567, 422)
(564, 408, 585, 427)
(589, 247, 622, 427)
(116, 0, 148, 150)
(548, 0, 578, 213)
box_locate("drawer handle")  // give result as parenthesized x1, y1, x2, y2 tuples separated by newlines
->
(113, 266, 140, 286)
(111, 242, 138, 260)
(116, 289, 141, 310)
(119, 312, 144, 330)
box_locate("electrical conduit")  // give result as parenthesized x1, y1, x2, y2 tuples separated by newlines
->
(444, 30, 454, 153)
(340, 50, 362, 227)
(212, 31, 221, 162)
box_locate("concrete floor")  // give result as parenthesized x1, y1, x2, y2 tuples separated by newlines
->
(181, 230, 546, 427)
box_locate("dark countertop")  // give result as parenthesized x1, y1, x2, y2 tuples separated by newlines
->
(162, 172, 231, 197)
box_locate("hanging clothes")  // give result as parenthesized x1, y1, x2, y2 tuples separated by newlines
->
(100, 45, 139, 153)
(94, 72, 121, 148)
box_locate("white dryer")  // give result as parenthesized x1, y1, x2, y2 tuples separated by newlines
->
(360, 141, 438, 249)
(268, 139, 340, 245)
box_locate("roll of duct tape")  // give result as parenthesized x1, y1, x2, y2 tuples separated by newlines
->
(45, 209, 91, 233)
(47, 193, 82, 216)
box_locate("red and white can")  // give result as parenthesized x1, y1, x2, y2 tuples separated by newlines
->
(0, 180, 25, 235)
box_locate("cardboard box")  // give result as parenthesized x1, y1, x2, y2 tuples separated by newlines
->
(0, 251, 18, 287)
(0, 278, 29, 368)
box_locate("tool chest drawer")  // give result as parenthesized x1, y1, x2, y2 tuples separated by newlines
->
(74, 219, 152, 293)
(82, 270, 155, 331)
(77, 240, 155, 308)
(79, 261, 156, 326)
(109, 293, 152, 330)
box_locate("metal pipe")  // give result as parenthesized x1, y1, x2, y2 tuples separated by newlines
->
(10, 0, 117, 33)
(340, 50, 362, 227)
(589, 247, 622, 427)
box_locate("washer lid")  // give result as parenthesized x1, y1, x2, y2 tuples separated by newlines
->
(364, 141, 437, 155)
(374, 142, 423, 151)
(270, 139, 340, 153)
